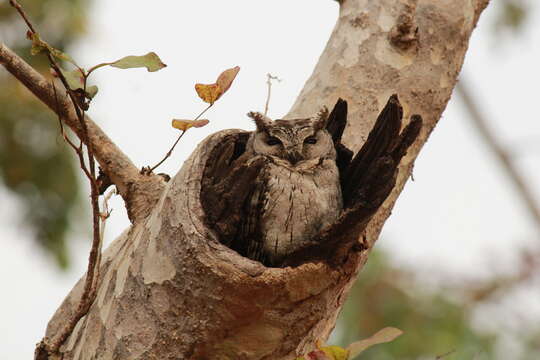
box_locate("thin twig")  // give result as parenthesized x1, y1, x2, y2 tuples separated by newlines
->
(95, 188, 115, 292)
(435, 349, 456, 359)
(10, 1, 104, 357)
(147, 104, 212, 173)
(456, 77, 540, 302)
(1, 43, 144, 203)
(456, 78, 540, 232)
(9, 0, 36, 33)
(53, 82, 93, 180)
(264, 73, 281, 117)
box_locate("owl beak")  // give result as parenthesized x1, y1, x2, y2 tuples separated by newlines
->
(286, 149, 303, 165)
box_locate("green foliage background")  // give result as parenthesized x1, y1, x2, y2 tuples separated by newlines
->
(334, 252, 497, 359)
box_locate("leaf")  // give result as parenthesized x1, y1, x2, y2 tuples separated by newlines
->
(195, 66, 240, 104)
(59, 68, 85, 90)
(171, 119, 209, 132)
(305, 349, 332, 360)
(216, 66, 240, 94)
(56, 68, 99, 99)
(86, 85, 99, 99)
(347, 327, 403, 359)
(194, 83, 222, 105)
(27, 31, 78, 66)
(109, 52, 167, 72)
(319, 345, 349, 360)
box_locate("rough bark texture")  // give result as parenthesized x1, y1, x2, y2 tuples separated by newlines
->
(41, 0, 488, 359)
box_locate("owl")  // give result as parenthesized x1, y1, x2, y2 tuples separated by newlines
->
(202, 95, 422, 267)
(233, 111, 343, 265)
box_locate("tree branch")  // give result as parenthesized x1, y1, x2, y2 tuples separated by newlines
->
(0, 42, 165, 222)
(456, 78, 540, 232)
(456, 76, 540, 303)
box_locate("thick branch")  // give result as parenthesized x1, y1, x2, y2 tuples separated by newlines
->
(0, 43, 164, 222)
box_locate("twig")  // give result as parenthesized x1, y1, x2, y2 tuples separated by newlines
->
(456, 78, 540, 232)
(147, 104, 212, 173)
(264, 73, 281, 117)
(0, 42, 144, 201)
(95, 188, 115, 291)
(456, 77, 540, 301)
(9, 1, 104, 357)
(435, 349, 456, 359)
(9, 0, 36, 33)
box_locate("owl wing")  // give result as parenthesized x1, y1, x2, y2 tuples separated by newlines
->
(280, 95, 423, 267)
(326, 98, 354, 178)
(201, 132, 267, 254)
(233, 166, 269, 264)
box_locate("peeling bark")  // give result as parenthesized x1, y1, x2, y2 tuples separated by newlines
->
(36, 0, 489, 358)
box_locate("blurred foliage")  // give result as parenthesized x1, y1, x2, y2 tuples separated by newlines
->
(334, 251, 496, 360)
(494, 0, 528, 33)
(0, 0, 89, 268)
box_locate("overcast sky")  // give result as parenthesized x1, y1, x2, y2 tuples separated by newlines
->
(1, 1, 539, 359)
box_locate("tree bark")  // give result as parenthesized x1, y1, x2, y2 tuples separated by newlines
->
(36, 0, 489, 358)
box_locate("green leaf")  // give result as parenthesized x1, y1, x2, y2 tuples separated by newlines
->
(27, 31, 78, 67)
(86, 85, 99, 99)
(320, 345, 349, 360)
(347, 327, 403, 359)
(57, 68, 98, 99)
(109, 52, 167, 72)
(59, 68, 85, 90)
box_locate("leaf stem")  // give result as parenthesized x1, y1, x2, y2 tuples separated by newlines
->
(264, 73, 281, 117)
(86, 62, 113, 77)
(147, 104, 213, 173)
(194, 103, 213, 121)
(9, 0, 36, 33)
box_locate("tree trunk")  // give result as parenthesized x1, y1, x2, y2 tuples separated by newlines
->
(42, 0, 489, 359)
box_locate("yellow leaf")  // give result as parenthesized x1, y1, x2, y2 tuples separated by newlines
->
(195, 66, 240, 104)
(346, 327, 403, 359)
(319, 346, 349, 360)
(216, 66, 240, 94)
(195, 83, 222, 104)
(171, 119, 210, 131)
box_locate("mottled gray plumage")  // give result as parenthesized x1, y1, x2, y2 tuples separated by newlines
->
(202, 95, 422, 268)
(237, 112, 343, 265)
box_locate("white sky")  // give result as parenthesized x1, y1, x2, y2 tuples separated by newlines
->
(1, 1, 539, 359)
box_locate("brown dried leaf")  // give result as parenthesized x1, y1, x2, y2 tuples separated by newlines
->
(171, 119, 210, 131)
(195, 66, 240, 104)
(194, 83, 222, 104)
(347, 327, 403, 359)
(216, 66, 240, 94)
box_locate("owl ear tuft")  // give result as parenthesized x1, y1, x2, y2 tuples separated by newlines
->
(247, 112, 273, 131)
(313, 107, 329, 131)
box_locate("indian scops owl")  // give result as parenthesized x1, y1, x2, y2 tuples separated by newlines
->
(203, 95, 422, 267)
(237, 111, 343, 266)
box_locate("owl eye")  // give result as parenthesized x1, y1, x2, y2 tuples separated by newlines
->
(304, 136, 317, 144)
(266, 137, 282, 146)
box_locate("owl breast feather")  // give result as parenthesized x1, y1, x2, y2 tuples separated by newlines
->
(254, 158, 342, 265)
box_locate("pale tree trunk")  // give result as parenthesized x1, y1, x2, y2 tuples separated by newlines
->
(2, 0, 489, 359)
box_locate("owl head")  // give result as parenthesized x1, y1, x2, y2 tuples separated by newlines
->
(247, 109, 336, 166)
